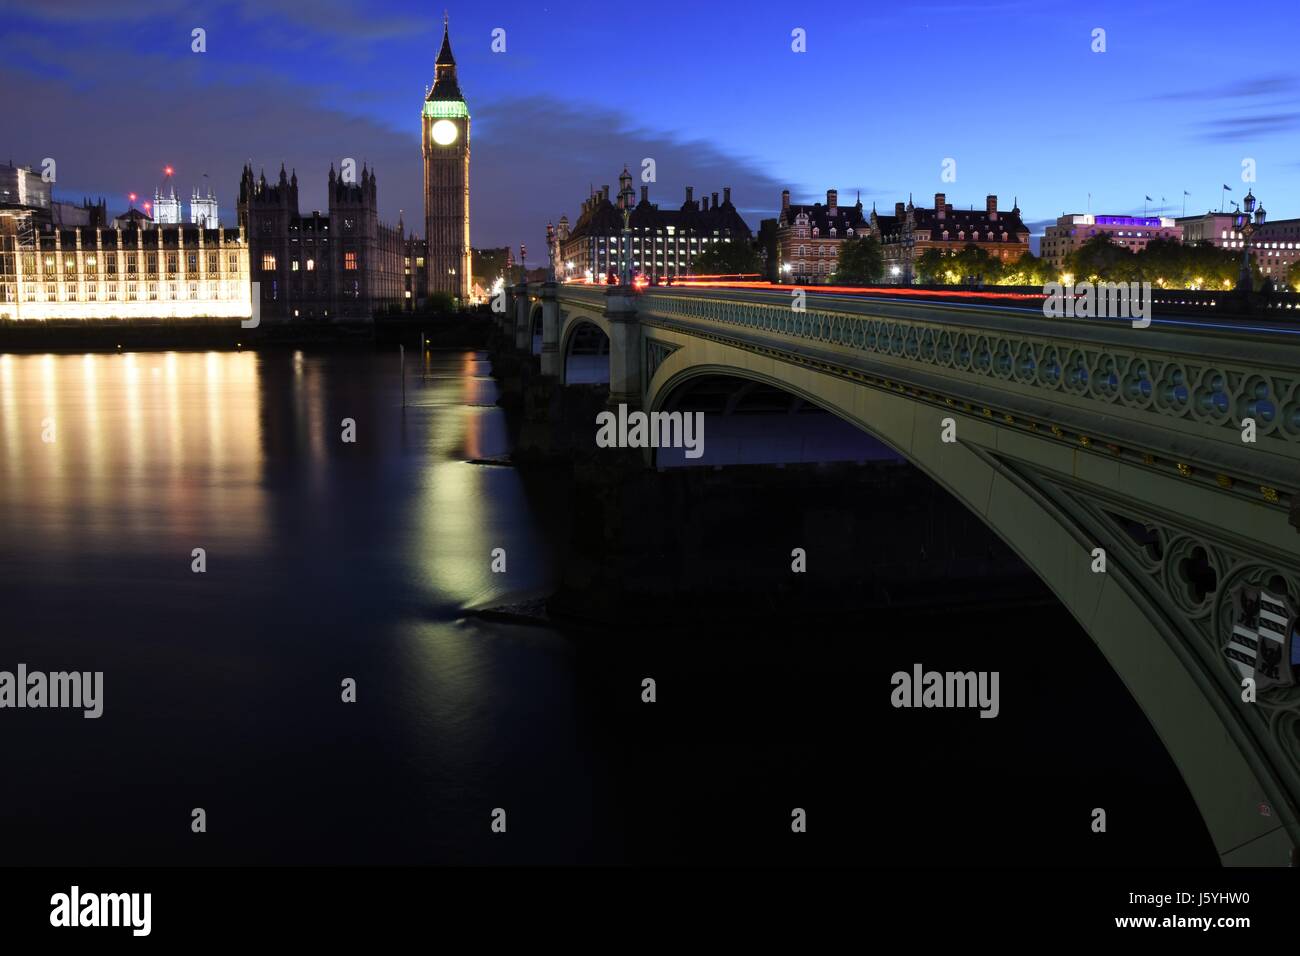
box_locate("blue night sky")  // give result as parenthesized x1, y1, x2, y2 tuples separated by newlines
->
(4, 0, 1298, 254)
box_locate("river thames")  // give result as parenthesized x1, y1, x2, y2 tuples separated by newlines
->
(0, 348, 1215, 865)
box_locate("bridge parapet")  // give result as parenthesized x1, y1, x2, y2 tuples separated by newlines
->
(637, 290, 1300, 503)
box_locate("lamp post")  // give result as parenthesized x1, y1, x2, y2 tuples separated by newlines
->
(546, 222, 556, 283)
(1234, 190, 1264, 291)
(620, 201, 634, 286)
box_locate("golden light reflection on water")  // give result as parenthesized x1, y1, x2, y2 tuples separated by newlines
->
(0, 350, 268, 556)
(399, 354, 511, 731)
(405, 351, 541, 609)
(2, 354, 21, 481)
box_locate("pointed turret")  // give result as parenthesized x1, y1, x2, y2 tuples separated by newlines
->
(436, 13, 455, 66)
(428, 15, 465, 102)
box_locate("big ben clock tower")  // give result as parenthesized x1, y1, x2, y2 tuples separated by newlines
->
(422, 15, 471, 303)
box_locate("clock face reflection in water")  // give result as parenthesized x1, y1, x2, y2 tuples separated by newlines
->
(431, 119, 458, 146)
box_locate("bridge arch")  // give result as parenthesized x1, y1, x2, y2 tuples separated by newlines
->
(559, 311, 611, 385)
(646, 343, 1300, 865)
(528, 302, 544, 356)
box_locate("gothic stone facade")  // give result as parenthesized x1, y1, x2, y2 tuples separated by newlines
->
(0, 202, 248, 321)
(238, 163, 405, 322)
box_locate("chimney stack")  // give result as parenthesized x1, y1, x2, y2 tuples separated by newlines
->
(723, 187, 731, 206)
(934, 193, 946, 219)
(641, 184, 649, 204)
(827, 189, 838, 212)
(711, 192, 719, 210)
(782, 189, 791, 214)
(602, 184, 610, 202)
(986, 194, 998, 221)
(686, 186, 694, 205)
(895, 201, 905, 218)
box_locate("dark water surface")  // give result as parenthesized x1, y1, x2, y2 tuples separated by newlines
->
(0, 349, 1215, 865)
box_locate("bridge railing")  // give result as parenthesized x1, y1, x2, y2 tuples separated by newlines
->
(549, 282, 607, 307)
(633, 288, 1300, 497)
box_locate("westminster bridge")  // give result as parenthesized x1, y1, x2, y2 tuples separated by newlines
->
(501, 279, 1300, 866)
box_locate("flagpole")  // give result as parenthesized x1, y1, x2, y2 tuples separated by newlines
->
(1182, 192, 1187, 218)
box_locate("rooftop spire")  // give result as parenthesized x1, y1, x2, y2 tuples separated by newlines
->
(436, 12, 455, 66)
(427, 13, 464, 103)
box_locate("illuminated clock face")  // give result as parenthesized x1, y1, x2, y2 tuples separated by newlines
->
(431, 119, 458, 146)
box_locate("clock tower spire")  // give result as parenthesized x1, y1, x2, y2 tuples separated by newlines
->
(422, 13, 471, 303)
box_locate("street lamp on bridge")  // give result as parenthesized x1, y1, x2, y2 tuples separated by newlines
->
(1233, 189, 1266, 291)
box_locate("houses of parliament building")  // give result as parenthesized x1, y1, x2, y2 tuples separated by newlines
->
(1, 17, 475, 324)
(239, 17, 474, 320)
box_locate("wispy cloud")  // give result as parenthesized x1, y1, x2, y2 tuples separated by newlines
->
(14, 0, 422, 38)
(1139, 73, 1300, 143)
(1197, 114, 1300, 141)
(1145, 74, 1297, 103)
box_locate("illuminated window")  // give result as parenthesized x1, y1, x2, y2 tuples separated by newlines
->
(262, 253, 276, 272)
(306, 258, 315, 271)
(87, 283, 97, 301)
(292, 260, 300, 272)
(345, 251, 358, 270)
(187, 253, 197, 272)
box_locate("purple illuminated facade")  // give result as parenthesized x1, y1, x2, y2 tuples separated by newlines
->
(1041, 213, 1181, 271)
(1093, 215, 1163, 228)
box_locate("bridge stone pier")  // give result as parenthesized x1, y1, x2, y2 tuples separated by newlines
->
(503, 280, 1300, 865)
